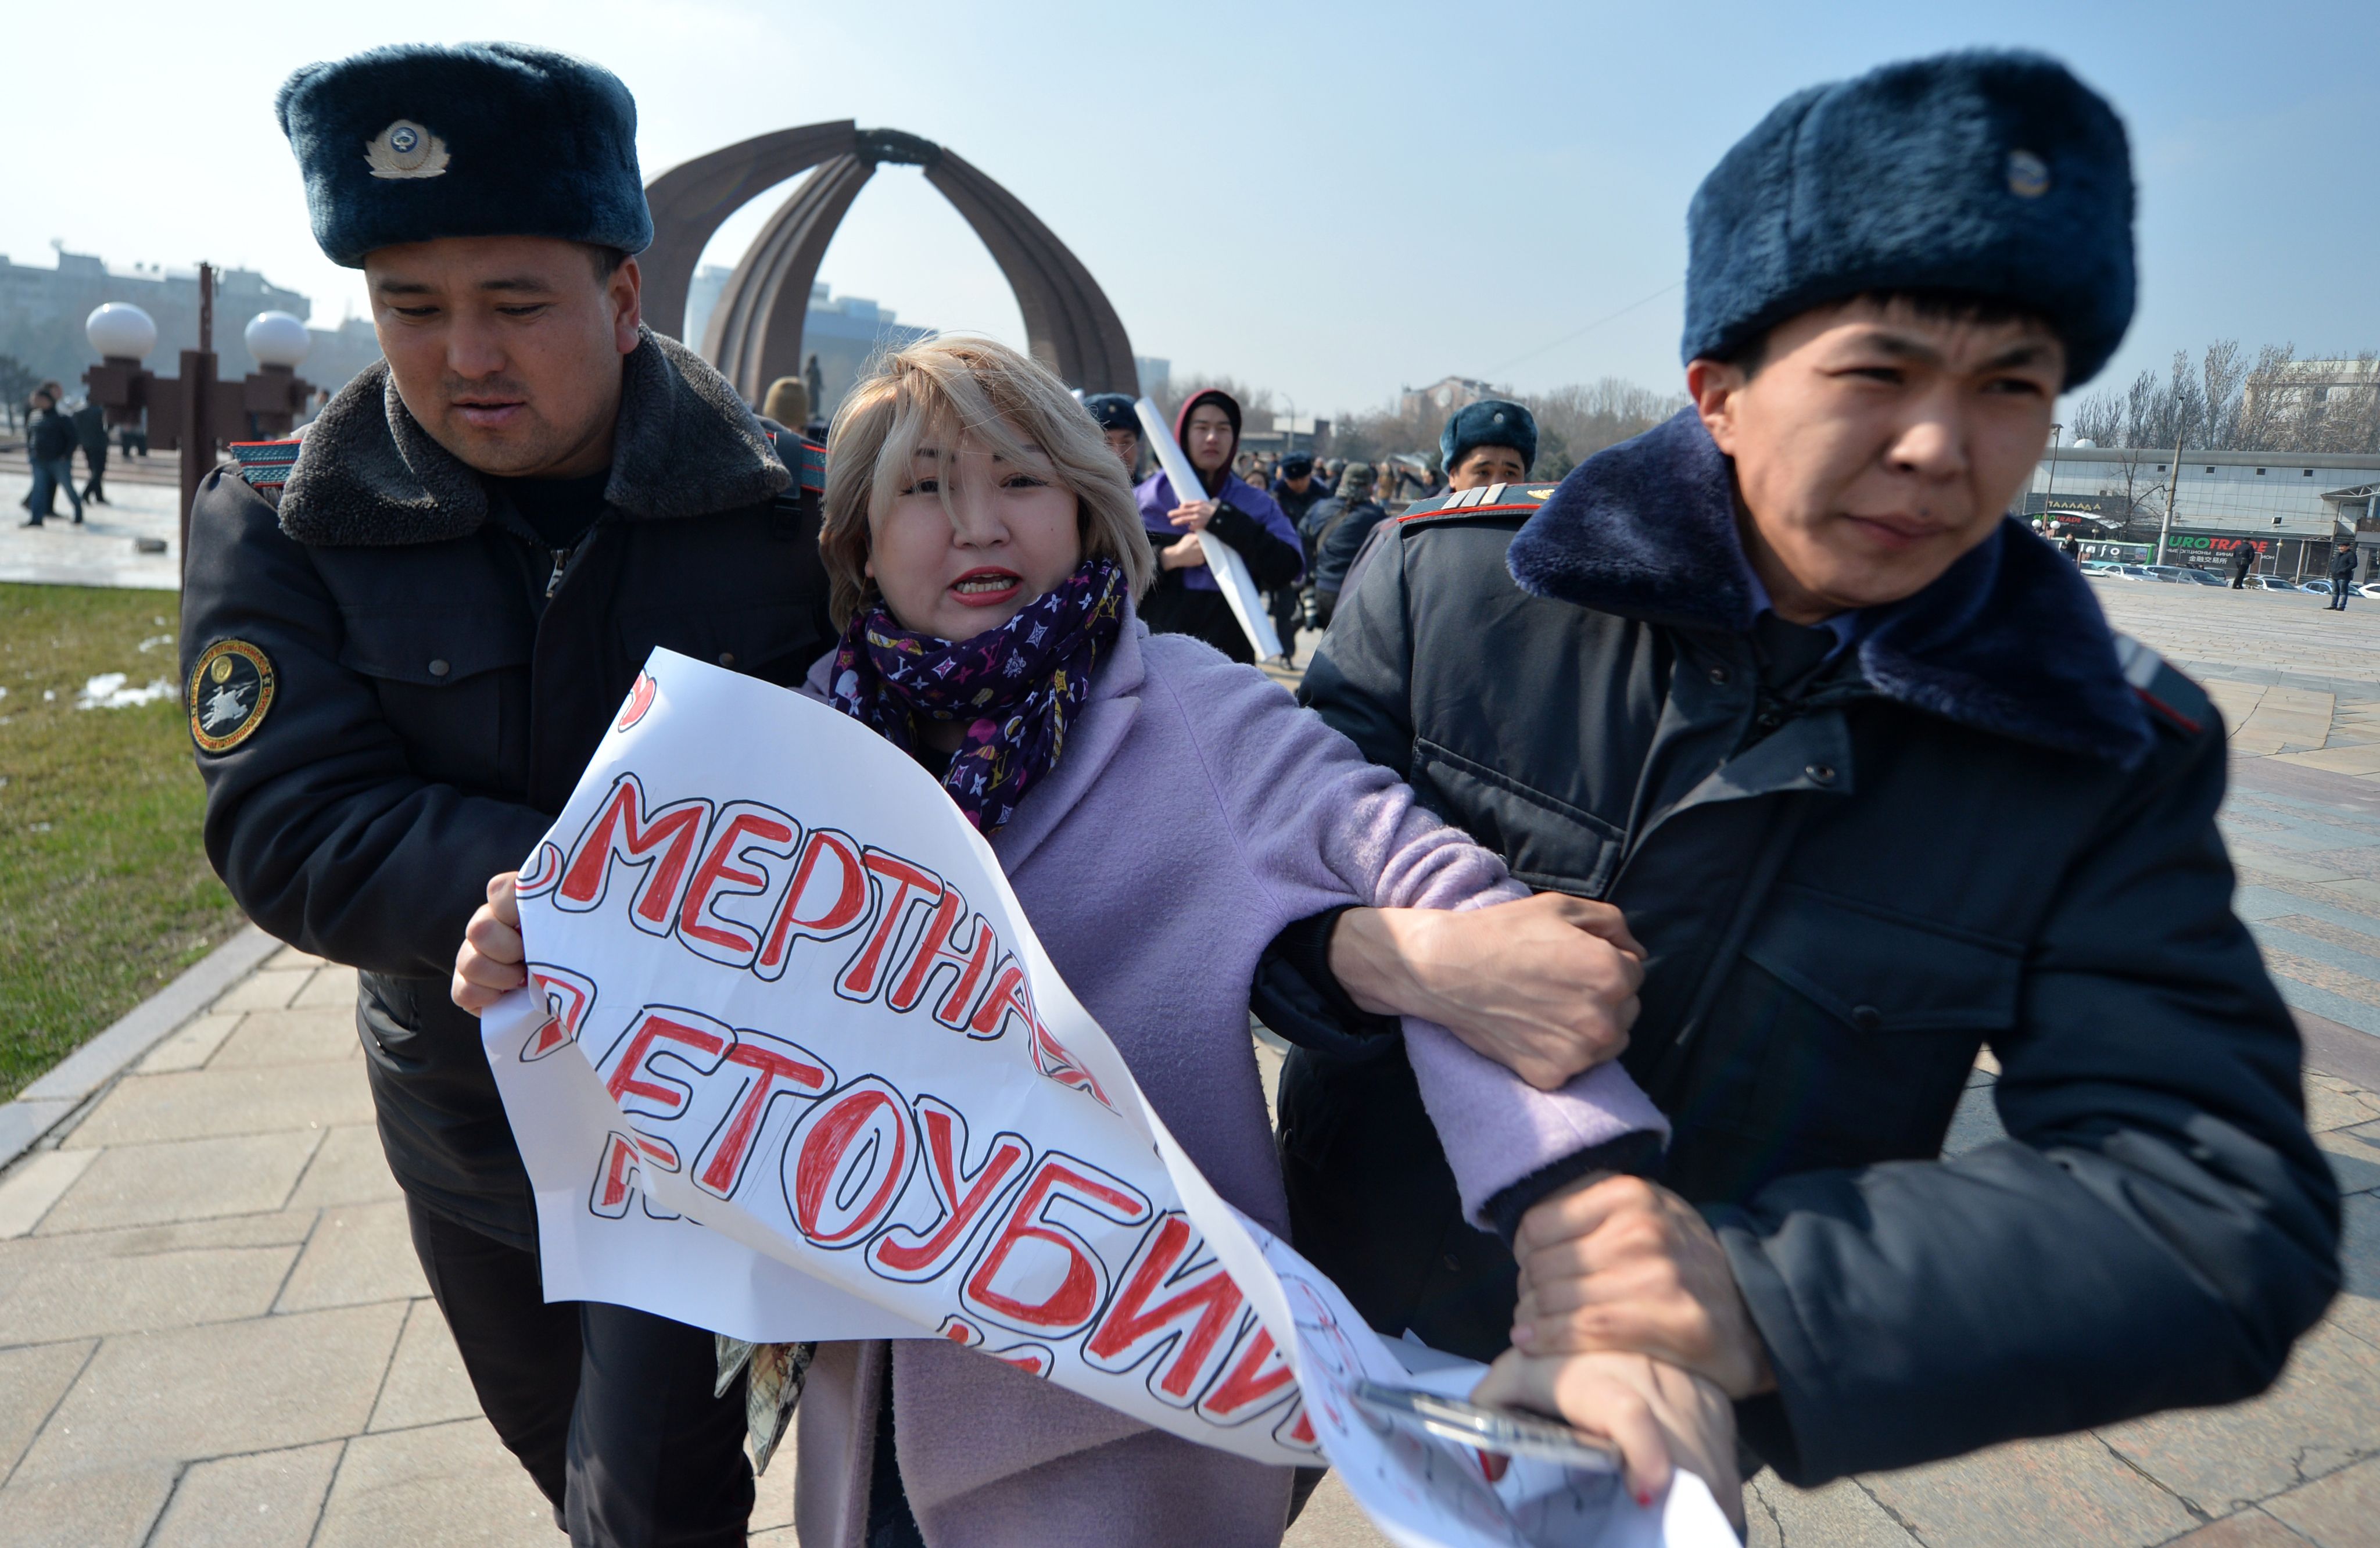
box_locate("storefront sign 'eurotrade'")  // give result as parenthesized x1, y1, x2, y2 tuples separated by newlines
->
(482, 650, 1733, 1548)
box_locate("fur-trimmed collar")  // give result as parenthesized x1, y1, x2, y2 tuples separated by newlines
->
(278, 327, 790, 546)
(1507, 408, 2155, 767)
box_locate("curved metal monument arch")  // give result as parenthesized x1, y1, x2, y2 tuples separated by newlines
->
(643, 123, 1138, 403)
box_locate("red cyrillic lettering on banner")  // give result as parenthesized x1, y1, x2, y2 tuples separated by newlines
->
(515, 840, 565, 900)
(589, 1131, 679, 1220)
(690, 1030, 835, 1199)
(931, 1314, 1052, 1377)
(867, 1096, 1030, 1284)
(1274, 1403, 1318, 1452)
(598, 1006, 733, 1145)
(960, 1153, 1150, 1338)
(1030, 1020, 1113, 1110)
(520, 963, 597, 1062)
(1081, 1214, 1250, 1407)
(754, 827, 870, 980)
(1196, 1324, 1300, 1428)
(836, 851, 945, 1003)
(964, 959, 1037, 1044)
(676, 802, 803, 969)
(991, 1343, 1056, 1378)
(784, 1078, 917, 1248)
(884, 888, 1000, 1028)
(555, 774, 714, 933)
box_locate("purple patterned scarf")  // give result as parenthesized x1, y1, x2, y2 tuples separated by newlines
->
(827, 558, 1127, 832)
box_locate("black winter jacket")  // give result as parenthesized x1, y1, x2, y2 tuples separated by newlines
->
(28, 406, 76, 461)
(1261, 409, 2339, 1485)
(180, 331, 833, 1248)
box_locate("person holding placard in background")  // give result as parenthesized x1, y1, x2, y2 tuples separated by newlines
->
(1134, 388, 1304, 664)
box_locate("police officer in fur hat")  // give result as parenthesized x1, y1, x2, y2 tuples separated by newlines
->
(1081, 390, 1142, 478)
(1256, 51, 2335, 1507)
(181, 44, 834, 1545)
(1440, 398, 1537, 492)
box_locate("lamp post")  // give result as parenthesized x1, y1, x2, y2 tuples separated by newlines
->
(2041, 422, 2064, 527)
(81, 274, 317, 572)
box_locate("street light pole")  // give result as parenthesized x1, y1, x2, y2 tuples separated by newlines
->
(2155, 429, 2186, 568)
(2042, 422, 2063, 525)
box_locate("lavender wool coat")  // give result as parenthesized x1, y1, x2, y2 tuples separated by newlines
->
(791, 605, 1662, 1548)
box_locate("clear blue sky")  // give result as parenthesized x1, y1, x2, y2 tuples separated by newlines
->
(5, 0, 2373, 418)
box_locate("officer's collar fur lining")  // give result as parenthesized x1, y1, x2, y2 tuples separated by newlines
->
(277, 327, 790, 547)
(1507, 408, 2156, 767)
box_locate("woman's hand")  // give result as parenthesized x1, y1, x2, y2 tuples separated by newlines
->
(1471, 1348, 1743, 1529)
(451, 871, 526, 1016)
(1160, 532, 1209, 571)
(1169, 499, 1216, 533)
(1329, 893, 1644, 1090)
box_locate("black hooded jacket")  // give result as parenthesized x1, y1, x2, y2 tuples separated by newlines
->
(1259, 408, 2339, 1485)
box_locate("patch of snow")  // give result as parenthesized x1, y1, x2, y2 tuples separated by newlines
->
(137, 635, 174, 653)
(77, 673, 176, 710)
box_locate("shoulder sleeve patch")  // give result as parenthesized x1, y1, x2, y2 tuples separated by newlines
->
(188, 640, 277, 752)
(2112, 633, 2211, 735)
(228, 437, 303, 490)
(1391, 481, 1556, 535)
(768, 429, 826, 496)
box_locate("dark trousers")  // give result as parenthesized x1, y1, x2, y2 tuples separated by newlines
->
(404, 1198, 755, 1547)
(81, 445, 107, 502)
(1268, 586, 1303, 661)
(2334, 578, 2354, 610)
(26, 456, 80, 523)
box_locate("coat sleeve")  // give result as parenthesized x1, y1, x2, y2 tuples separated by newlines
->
(180, 468, 554, 980)
(1150, 639, 1665, 1215)
(1719, 718, 2341, 1484)
(1211, 499, 1304, 590)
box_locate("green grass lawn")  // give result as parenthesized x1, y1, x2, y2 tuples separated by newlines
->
(0, 585, 245, 1101)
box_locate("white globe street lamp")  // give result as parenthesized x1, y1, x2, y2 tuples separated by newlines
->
(85, 303, 157, 362)
(243, 311, 311, 369)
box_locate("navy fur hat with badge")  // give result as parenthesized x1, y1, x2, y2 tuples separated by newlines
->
(1081, 393, 1141, 435)
(276, 43, 653, 267)
(1440, 399, 1537, 477)
(1681, 50, 2135, 386)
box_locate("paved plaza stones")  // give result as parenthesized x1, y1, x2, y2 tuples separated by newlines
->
(0, 580, 2374, 1545)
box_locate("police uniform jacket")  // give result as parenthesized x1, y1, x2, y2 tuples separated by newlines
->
(179, 330, 831, 1248)
(1261, 408, 2340, 1485)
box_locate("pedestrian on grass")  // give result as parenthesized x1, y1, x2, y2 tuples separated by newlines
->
(2330, 540, 2357, 610)
(71, 397, 109, 505)
(23, 389, 83, 526)
(1134, 388, 1304, 664)
(181, 44, 838, 1545)
(1259, 49, 2338, 1492)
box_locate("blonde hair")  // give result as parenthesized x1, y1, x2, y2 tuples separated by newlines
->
(821, 336, 1153, 628)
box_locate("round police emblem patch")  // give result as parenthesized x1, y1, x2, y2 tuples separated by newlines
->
(188, 640, 275, 754)
(2006, 149, 2051, 198)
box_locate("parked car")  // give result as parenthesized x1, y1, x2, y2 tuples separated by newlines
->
(2358, 583, 2380, 600)
(2173, 568, 2227, 586)
(2300, 581, 2336, 594)
(2142, 565, 2197, 583)
(2081, 560, 2124, 574)
(2255, 576, 2301, 592)
(2116, 564, 2155, 579)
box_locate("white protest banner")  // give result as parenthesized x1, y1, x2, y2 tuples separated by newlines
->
(1134, 395, 1285, 661)
(483, 649, 1732, 1546)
